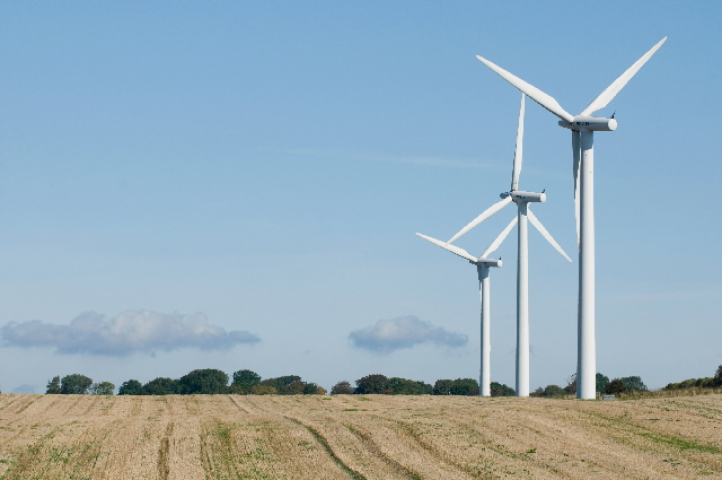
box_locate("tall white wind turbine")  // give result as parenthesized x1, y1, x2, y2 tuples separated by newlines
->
(448, 93, 571, 397)
(415, 232, 507, 396)
(475, 37, 666, 399)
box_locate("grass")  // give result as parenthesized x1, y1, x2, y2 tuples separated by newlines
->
(639, 433, 721, 454)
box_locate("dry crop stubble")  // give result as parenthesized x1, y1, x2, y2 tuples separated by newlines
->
(0, 393, 719, 479)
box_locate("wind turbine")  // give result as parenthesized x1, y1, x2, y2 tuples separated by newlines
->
(447, 93, 572, 397)
(415, 231, 508, 396)
(475, 37, 666, 399)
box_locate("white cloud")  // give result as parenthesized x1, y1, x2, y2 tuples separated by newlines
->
(1, 310, 260, 356)
(349, 316, 467, 354)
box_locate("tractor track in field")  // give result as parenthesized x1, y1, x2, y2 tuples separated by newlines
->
(285, 417, 368, 480)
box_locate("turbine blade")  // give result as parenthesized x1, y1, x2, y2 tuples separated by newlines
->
(527, 208, 572, 262)
(447, 196, 513, 244)
(572, 131, 581, 249)
(511, 93, 525, 192)
(476, 54, 575, 123)
(416, 233, 478, 263)
(580, 37, 667, 116)
(480, 216, 518, 259)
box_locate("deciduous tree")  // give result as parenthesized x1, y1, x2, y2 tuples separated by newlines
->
(46, 376, 61, 394)
(605, 378, 627, 394)
(91, 382, 115, 395)
(490, 382, 515, 397)
(260, 376, 302, 395)
(388, 377, 432, 395)
(60, 374, 93, 394)
(179, 369, 228, 394)
(714, 365, 722, 387)
(596, 373, 610, 393)
(250, 384, 276, 395)
(354, 374, 389, 394)
(331, 381, 354, 395)
(143, 377, 181, 395)
(231, 369, 261, 394)
(619, 376, 647, 392)
(433, 379, 453, 395)
(118, 380, 144, 395)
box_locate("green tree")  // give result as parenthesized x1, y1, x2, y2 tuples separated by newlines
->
(564, 372, 609, 395)
(331, 381, 354, 395)
(46, 376, 62, 394)
(143, 377, 181, 395)
(490, 382, 515, 397)
(449, 378, 479, 396)
(179, 369, 228, 394)
(285, 380, 306, 395)
(260, 375, 302, 395)
(619, 376, 647, 392)
(545, 385, 566, 396)
(596, 373, 610, 393)
(606, 378, 627, 394)
(91, 382, 115, 395)
(231, 369, 261, 394)
(118, 379, 144, 395)
(303, 382, 321, 395)
(60, 374, 93, 394)
(354, 374, 389, 394)
(433, 379, 454, 395)
(388, 377, 432, 395)
(563, 374, 577, 395)
(533, 384, 565, 397)
(714, 365, 722, 387)
(250, 384, 277, 395)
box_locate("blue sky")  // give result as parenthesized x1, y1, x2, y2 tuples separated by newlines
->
(0, 1, 719, 393)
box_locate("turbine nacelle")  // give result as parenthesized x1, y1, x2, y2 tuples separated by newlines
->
(558, 116, 617, 132)
(500, 191, 547, 203)
(473, 258, 502, 268)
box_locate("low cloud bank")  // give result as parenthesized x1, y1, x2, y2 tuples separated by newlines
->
(349, 315, 467, 354)
(1, 310, 260, 356)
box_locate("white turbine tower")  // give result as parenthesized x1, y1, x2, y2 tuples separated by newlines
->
(447, 93, 571, 397)
(415, 232, 508, 396)
(475, 37, 666, 399)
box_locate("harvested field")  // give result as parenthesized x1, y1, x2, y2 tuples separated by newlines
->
(0, 393, 720, 479)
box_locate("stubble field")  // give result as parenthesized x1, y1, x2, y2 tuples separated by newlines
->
(0, 392, 720, 479)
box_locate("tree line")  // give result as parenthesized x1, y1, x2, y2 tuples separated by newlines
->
(530, 373, 650, 397)
(663, 365, 722, 391)
(44, 369, 326, 396)
(119, 369, 328, 395)
(331, 374, 515, 396)
(37, 365, 722, 396)
(42, 369, 516, 396)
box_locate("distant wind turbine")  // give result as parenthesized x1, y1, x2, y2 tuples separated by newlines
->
(474, 37, 666, 399)
(447, 93, 571, 397)
(415, 232, 506, 396)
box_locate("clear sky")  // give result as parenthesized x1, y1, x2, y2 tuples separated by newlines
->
(1, 1, 719, 394)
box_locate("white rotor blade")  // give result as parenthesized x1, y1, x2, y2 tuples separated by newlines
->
(510, 93, 525, 192)
(480, 216, 518, 259)
(572, 131, 581, 248)
(447, 196, 513, 244)
(476, 54, 575, 123)
(580, 37, 667, 116)
(416, 233, 478, 263)
(527, 208, 572, 262)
